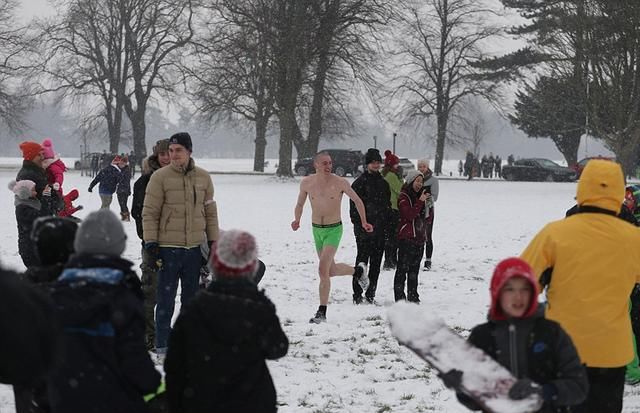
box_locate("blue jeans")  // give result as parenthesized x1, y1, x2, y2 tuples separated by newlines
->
(155, 247, 202, 350)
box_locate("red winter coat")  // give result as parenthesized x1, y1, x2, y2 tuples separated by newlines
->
(397, 185, 428, 244)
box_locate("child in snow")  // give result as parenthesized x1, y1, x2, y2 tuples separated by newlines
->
(47, 209, 160, 413)
(9, 179, 50, 268)
(443, 257, 588, 412)
(88, 155, 123, 209)
(41, 138, 83, 218)
(164, 229, 288, 413)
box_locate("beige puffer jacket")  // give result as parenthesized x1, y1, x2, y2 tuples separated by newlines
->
(142, 158, 219, 247)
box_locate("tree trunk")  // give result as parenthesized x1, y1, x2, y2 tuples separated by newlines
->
(434, 113, 447, 175)
(554, 131, 580, 167)
(276, 108, 295, 177)
(253, 114, 268, 172)
(130, 107, 147, 161)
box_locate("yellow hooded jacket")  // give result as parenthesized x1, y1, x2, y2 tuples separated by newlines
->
(521, 160, 640, 367)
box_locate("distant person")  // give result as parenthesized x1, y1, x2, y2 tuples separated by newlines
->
(458, 160, 463, 177)
(417, 159, 438, 271)
(521, 160, 640, 412)
(394, 171, 428, 302)
(116, 156, 132, 221)
(464, 151, 474, 180)
(494, 155, 502, 178)
(165, 230, 288, 413)
(291, 151, 372, 323)
(129, 150, 137, 179)
(88, 155, 123, 209)
(382, 150, 403, 270)
(350, 148, 391, 304)
(131, 139, 170, 350)
(507, 154, 515, 166)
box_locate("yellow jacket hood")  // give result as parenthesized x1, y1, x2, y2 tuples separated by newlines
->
(576, 159, 624, 213)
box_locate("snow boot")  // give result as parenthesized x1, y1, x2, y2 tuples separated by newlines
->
(309, 310, 327, 324)
(423, 259, 431, 271)
(121, 211, 131, 222)
(354, 262, 369, 291)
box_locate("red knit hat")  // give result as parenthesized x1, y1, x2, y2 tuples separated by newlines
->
(384, 150, 399, 168)
(111, 155, 122, 164)
(19, 141, 43, 161)
(210, 230, 258, 277)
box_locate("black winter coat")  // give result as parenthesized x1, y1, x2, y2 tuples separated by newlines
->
(16, 160, 60, 215)
(15, 199, 47, 268)
(117, 165, 132, 195)
(164, 278, 289, 413)
(131, 156, 162, 240)
(46, 254, 160, 413)
(0, 269, 58, 386)
(460, 311, 588, 412)
(89, 164, 122, 195)
(349, 170, 391, 235)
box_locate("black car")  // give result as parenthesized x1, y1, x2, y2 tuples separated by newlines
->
(294, 149, 364, 177)
(501, 158, 576, 182)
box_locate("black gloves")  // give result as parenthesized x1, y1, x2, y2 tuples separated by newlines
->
(508, 378, 542, 400)
(144, 242, 161, 271)
(87, 187, 93, 193)
(439, 369, 463, 389)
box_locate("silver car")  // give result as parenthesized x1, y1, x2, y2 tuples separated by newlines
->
(398, 157, 416, 177)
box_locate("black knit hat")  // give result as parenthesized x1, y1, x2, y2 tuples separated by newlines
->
(365, 148, 382, 164)
(168, 132, 192, 152)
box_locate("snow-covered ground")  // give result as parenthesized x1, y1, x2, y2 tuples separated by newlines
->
(1, 158, 640, 412)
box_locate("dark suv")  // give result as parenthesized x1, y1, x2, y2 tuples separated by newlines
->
(294, 149, 364, 177)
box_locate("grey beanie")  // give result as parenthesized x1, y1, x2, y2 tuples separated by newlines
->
(405, 170, 423, 185)
(74, 209, 127, 257)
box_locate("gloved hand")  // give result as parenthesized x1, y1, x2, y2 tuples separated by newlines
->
(52, 182, 60, 191)
(508, 378, 542, 400)
(42, 186, 52, 197)
(144, 242, 161, 270)
(439, 369, 463, 389)
(87, 187, 93, 193)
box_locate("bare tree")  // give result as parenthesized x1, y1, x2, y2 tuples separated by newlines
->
(0, 0, 31, 132)
(35, 0, 128, 153)
(122, 0, 195, 158)
(389, 0, 501, 175)
(189, 0, 276, 172)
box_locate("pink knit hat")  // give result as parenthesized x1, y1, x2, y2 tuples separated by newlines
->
(42, 138, 55, 160)
(209, 230, 258, 277)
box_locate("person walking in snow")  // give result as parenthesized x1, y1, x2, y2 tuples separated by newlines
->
(382, 150, 403, 270)
(142, 132, 219, 357)
(350, 148, 391, 304)
(442, 257, 588, 412)
(164, 229, 288, 413)
(116, 156, 132, 221)
(47, 209, 160, 413)
(88, 155, 123, 209)
(131, 138, 171, 349)
(521, 159, 640, 413)
(291, 151, 373, 323)
(394, 170, 429, 302)
(417, 159, 439, 271)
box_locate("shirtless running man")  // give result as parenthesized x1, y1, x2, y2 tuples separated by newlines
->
(292, 151, 373, 323)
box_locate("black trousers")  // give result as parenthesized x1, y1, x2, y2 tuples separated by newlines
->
(383, 209, 400, 267)
(353, 226, 385, 300)
(424, 207, 434, 262)
(117, 193, 129, 214)
(574, 366, 625, 413)
(394, 239, 424, 302)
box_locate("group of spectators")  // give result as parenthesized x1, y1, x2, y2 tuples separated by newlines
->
(349, 148, 439, 305)
(462, 151, 510, 180)
(5, 132, 287, 413)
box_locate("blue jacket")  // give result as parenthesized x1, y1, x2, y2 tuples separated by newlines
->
(89, 165, 121, 195)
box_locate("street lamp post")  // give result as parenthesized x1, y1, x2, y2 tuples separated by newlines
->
(373, 135, 377, 149)
(393, 132, 397, 154)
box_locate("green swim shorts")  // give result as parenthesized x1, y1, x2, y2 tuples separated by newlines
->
(312, 222, 343, 251)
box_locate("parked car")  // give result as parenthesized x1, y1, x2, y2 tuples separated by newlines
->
(398, 157, 416, 177)
(294, 149, 364, 177)
(571, 156, 616, 179)
(501, 158, 576, 182)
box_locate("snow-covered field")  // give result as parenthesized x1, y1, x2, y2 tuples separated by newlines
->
(1, 158, 640, 412)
